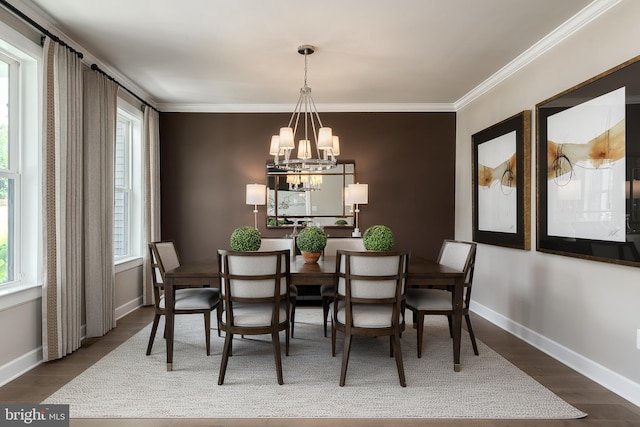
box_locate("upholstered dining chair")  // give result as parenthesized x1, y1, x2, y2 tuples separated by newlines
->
(146, 241, 220, 356)
(405, 239, 478, 358)
(320, 238, 365, 337)
(259, 238, 298, 337)
(331, 249, 410, 387)
(217, 249, 292, 385)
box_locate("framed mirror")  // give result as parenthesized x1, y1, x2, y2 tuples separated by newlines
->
(266, 162, 355, 228)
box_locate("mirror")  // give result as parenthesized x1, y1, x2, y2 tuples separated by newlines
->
(266, 162, 355, 228)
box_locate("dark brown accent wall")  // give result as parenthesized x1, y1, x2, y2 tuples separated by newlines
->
(159, 112, 456, 262)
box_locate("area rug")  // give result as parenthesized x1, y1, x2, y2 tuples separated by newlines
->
(43, 308, 587, 419)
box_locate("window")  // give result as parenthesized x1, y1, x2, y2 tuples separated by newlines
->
(114, 100, 143, 262)
(0, 22, 40, 295)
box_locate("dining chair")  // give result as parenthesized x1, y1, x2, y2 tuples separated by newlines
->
(217, 249, 292, 385)
(404, 239, 478, 358)
(331, 249, 410, 387)
(259, 238, 298, 337)
(320, 237, 365, 337)
(146, 241, 220, 356)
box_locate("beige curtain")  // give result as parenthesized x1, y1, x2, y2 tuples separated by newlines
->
(83, 70, 118, 337)
(41, 38, 84, 361)
(142, 106, 161, 305)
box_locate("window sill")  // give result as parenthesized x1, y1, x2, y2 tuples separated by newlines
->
(115, 256, 143, 273)
(0, 282, 42, 312)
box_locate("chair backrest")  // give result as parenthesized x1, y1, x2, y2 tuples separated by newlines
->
(148, 240, 181, 286)
(437, 240, 476, 284)
(437, 240, 477, 306)
(259, 238, 295, 257)
(336, 250, 409, 301)
(324, 237, 365, 257)
(217, 249, 290, 299)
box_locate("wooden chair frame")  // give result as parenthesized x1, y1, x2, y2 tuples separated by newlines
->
(331, 249, 410, 387)
(217, 249, 292, 385)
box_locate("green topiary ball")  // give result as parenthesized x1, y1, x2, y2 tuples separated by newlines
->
(296, 226, 327, 253)
(363, 225, 394, 251)
(230, 226, 262, 251)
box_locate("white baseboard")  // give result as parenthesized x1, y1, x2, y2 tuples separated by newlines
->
(1, 298, 141, 388)
(0, 347, 42, 387)
(115, 296, 143, 320)
(471, 301, 640, 408)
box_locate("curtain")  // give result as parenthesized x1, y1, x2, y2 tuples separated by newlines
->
(83, 70, 118, 337)
(142, 106, 161, 305)
(41, 38, 84, 361)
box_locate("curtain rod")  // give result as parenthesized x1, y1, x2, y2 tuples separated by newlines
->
(0, 0, 82, 58)
(90, 64, 160, 113)
(0, 0, 160, 113)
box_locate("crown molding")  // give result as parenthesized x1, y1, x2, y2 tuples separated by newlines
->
(158, 102, 456, 113)
(454, 0, 623, 110)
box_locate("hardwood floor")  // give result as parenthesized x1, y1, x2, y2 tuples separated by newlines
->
(1, 306, 639, 427)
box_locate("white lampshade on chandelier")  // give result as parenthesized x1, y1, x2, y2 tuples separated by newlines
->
(269, 45, 339, 172)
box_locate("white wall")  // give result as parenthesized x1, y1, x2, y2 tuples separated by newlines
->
(456, 0, 640, 406)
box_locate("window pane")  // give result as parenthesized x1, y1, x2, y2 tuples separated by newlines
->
(0, 177, 13, 283)
(0, 59, 8, 170)
(114, 190, 129, 257)
(115, 119, 127, 188)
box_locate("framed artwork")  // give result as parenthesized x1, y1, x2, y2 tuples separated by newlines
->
(472, 110, 531, 249)
(537, 55, 640, 266)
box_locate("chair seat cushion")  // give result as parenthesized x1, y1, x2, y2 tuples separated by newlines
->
(221, 302, 288, 327)
(159, 288, 219, 310)
(289, 285, 298, 298)
(332, 301, 393, 328)
(320, 283, 335, 296)
(405, 288, 452, 311)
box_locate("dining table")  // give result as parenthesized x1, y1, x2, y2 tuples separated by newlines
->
(162, 254, 466, 372)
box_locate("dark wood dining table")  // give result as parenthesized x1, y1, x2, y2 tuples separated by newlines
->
(163, 255, 466, 372)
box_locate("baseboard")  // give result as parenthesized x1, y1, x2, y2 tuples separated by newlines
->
(0, 300, 139, 388)
(0, 347, 42, 387)
(471, 301, 640, 408)
(115, 296, 142, 320)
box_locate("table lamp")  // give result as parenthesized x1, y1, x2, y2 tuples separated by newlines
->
(346, 183, 368, 237)
(246, 183, 266, 229)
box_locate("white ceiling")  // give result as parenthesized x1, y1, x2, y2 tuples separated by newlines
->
(14, 0, 615, 112)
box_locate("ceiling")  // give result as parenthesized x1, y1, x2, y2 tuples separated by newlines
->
(14, 0, 610, 112)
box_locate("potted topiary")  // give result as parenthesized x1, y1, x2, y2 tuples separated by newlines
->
(296, 226, 327, 263)
(230, 226, 262, 251)
(363, 225, 394, 251)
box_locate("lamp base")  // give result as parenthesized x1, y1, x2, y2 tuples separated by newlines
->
(351, 228, 361, 238)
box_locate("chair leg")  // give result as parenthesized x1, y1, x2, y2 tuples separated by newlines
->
(417, 313, 424, 358)
(272, 331, 284, 385)
(339, 333, 352, 387)
(204, 312, 211, 356)
(465, 314, 479, 356)
(216, 306, 222, 337)
(146, 314, 161, 355)
(218, 332, 233, 385)
(331, 321, 337, 357)
(447, 314, 453, 338)
(290, 299, 296, 339)
(322, 297, 330, 337)
(392, 333, 406, 387)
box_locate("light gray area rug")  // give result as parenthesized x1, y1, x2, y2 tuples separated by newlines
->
(43, 308, 587, 419)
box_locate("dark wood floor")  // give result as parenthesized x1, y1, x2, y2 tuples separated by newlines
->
(1, 306, 639, 427)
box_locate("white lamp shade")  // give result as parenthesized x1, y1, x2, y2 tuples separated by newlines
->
(297, 140, 312, 159)
(269, 135, 280, 155)
(279, 127, 295, 149)
(331, 136, 340, 156)
(346, 183, 368, 204)
(246, 184, 266, 205)
(317, 127, 333, 149)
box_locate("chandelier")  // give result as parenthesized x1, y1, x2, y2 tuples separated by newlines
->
(269, 45, 339, 172)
